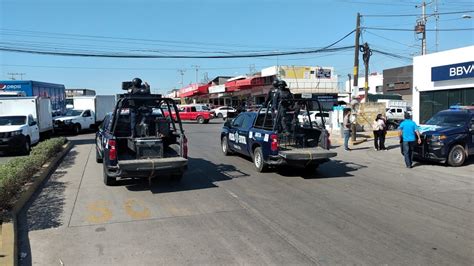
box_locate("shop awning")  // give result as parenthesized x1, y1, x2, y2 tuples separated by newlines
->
(179, 84, 210, 98)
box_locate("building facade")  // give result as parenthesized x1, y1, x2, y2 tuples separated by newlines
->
(412, 46, 474, 124)
(345, 73, 383, 98)
(383, 65, 413, 103)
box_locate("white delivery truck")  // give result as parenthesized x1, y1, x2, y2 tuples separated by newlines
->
(54, 95, 115, 134)
(377, 99, 411, 129)
(0, 97, 53, 154)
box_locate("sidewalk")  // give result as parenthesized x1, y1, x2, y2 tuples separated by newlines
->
(330, 130, 399, 146)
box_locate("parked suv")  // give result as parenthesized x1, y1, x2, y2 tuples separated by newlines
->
(96, 92, 188, 185)
(414, 106, 474, 166)
(175, 104, 214, 124)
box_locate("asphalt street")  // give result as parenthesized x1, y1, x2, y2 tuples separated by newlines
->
(17, 121, 474, 265)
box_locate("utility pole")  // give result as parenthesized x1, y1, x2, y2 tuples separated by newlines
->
(434, 0, 439, 52)
(177, 69, 186, 86)
(351, 12, 361, 142)
(353, 13, 361, 90)
(7, 72, 26, 80)
(191, 65, 200, 84)
(415, 1, 428, 55)
(347, 74, 352, 101)
(360, 42, 372, 101)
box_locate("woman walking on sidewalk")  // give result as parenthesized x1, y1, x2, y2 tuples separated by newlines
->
(372, 114, 386, 151)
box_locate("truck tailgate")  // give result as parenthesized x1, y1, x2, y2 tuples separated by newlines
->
(118, 157, 187, 172)
(279, 148, 337, 161)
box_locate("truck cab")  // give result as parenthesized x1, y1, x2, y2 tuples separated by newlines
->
(0, 114, 39, 154)
(54, 109, 95, 134)
(414, 106, 474, 166)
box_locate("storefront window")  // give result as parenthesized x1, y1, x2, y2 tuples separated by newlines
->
(420, 88, 474, 123)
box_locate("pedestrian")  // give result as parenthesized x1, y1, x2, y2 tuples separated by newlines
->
(380, 114, 388, 150)
(343, 108, 352, 151)
(398, 113, 421, 168)
(372, 114, 386, 151)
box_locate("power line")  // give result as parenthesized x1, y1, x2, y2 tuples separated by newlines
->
(363, 27, 474, 31)
(362, 10, 474, 17)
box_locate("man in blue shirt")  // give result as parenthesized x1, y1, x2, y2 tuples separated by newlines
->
(399, 113, 421, 168)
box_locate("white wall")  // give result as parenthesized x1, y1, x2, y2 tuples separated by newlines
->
(412, 45, 474, 123)
(344, 73, 383, 96)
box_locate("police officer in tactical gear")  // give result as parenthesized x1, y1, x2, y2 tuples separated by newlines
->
(129, 77, 151, 95)
(263, 79, 294, 134)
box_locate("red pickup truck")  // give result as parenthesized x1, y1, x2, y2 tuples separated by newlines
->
(168, 104, 214, 124)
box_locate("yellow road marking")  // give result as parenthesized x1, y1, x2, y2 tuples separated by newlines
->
(124, 199, 151, 219)
(86, 200, 112, 223)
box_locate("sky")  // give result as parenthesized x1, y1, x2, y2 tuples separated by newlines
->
(0, 0, 473, 95)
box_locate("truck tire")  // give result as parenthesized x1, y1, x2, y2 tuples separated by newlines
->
(103, 163, 116, 186)
(447, 145, 466, 167)
(217, 113, 223, 119)
(20, 138, 31, 155)
(96, 147, 103, 163)
(73, 124, 81, 135)
(387, 123, 396, 130)
(221, 136, 232, 156)
(197, 116, 205, 124)
(253, 147, 267, 172)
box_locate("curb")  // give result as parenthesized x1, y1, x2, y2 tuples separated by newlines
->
(0, 141, 72, 266)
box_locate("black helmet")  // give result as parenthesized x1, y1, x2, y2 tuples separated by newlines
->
(272, 79, 287, 88)
(132, 77, 142, 88)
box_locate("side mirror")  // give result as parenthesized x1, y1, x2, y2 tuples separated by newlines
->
(30, 121, 37, 126)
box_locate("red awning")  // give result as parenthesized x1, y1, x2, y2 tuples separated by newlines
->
(179, 84, 199, 98)
(226, 77, 265, 92)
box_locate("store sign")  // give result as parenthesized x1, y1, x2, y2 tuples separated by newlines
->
(209, 84, 225, 94)
(431, 61, 474, 82)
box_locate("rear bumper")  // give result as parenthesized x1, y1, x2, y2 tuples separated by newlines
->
(105, 157, 188, 178)
(267, 148, 337, 167)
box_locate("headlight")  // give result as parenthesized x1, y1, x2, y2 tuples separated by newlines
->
(10, 130, 23, 136)
(63, 119, 73, 124)
(431, 134, 447, 142)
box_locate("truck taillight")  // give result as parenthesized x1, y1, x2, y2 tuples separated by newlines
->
(183, 136, 188, 158)
(108, 139, 117, 161)
(270, 134, 278, 151)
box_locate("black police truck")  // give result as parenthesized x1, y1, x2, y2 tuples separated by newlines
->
(414, 106, 474, 166)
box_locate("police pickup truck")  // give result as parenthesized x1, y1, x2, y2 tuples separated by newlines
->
(414, 106, 474, 166)
(96, 80, 188, 185)
(221, 99, 337, 173)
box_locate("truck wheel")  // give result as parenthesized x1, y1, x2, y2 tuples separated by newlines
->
(21, 138, 31, 155)
(253, 147, 267, 172)
(221, 136, 232, 156)
(217, 113, 223, 119)
(96, 148, 103, 163)
(447, 145, 466, 167)
(197, 116, 205, 124)
(387, 123, 396, 130)
(73, 124, 81, 135)
(103, 163, 116, 186)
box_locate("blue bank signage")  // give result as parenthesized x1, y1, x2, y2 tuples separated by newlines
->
(431, 61, 474, 82)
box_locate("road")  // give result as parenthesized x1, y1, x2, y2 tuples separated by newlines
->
(18, 121, 474, 265)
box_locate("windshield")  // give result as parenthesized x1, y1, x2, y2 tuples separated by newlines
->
(425, 112, 469, 127)
(0, 116, 27, 126)
(201, 106, 211, 111)
(65, 109, 83, 116)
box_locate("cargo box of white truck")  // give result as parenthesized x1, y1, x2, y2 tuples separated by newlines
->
(69, 95, 116, 124)
(0, 97, 53, 134)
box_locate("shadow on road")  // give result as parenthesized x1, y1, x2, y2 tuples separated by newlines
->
(69, 138, 96, 146)
(17, 149, 78, 266)
(278, 159, 367, 179)
(124, 157, 249, 194)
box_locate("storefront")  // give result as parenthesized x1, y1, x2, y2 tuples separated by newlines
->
(413, 46, 474, 123)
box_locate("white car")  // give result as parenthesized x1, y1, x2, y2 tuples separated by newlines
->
(211, 106, 237, 119)
(298, 111, 330, 128)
